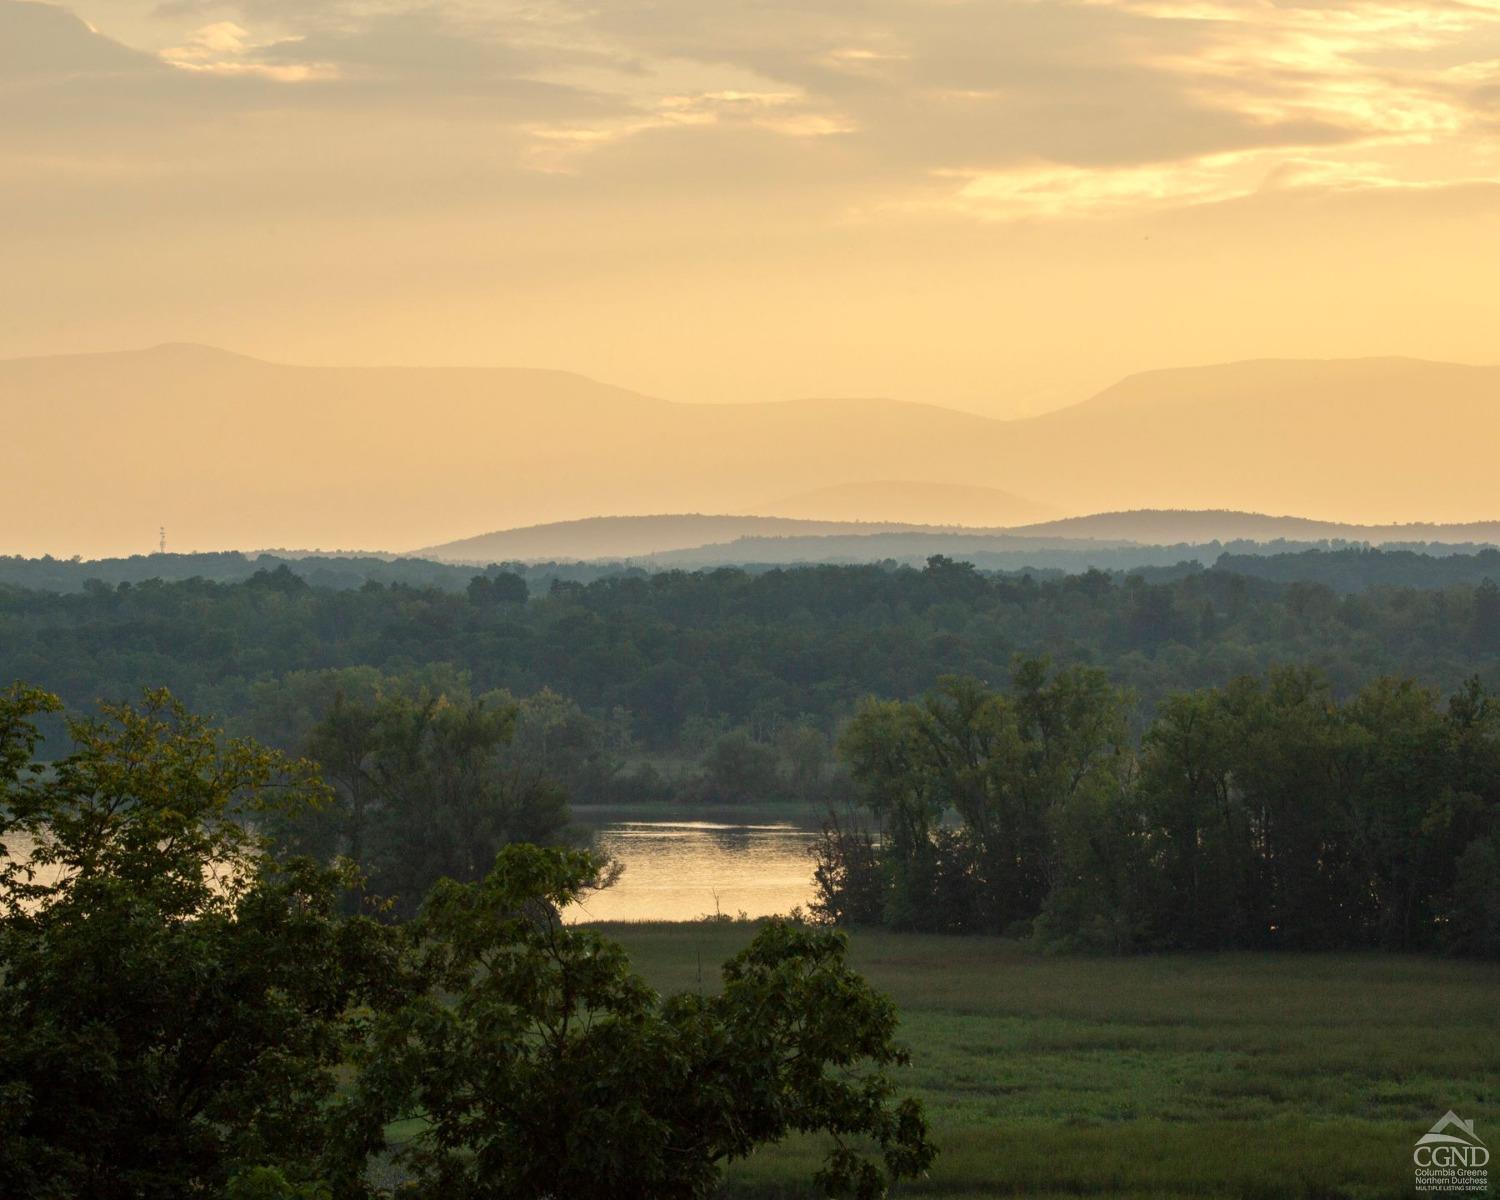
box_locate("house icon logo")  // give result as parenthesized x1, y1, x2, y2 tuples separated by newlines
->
(1418, 1112, 1486, 1151)
(1414, 1111, 1489, 1193)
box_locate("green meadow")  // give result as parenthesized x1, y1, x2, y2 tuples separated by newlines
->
(606, 923, 1500, 1200)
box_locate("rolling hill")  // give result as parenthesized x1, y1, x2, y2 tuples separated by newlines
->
(414, 515, 931, 562)
(4, 346, 1498, 557)
(418, 509, 1500, 564)
(1009, 509, 1500, 546)
(759, 481, 1059, 526)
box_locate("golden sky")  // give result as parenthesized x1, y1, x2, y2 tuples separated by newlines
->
(4, 0, 1500, 414)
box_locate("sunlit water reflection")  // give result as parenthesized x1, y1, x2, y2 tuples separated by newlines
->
(566, 807, 823, 923)
(3, 807, 829, 924)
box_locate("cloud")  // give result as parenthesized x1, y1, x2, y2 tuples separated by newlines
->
(935, 157, 1250, 220)
(7, 0, 1500, 414)
(0, 0, 157, 79)
(20, 0, 1499, 218)
(461, 0, 1500, 215)
(160, 21, 335, 80)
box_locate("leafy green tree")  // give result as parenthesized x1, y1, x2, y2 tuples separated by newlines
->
(1047, 671, 1500, 953)
(1129, 685, 1252, 947)
(778, 722, 833, 801)
(1471, 578, 1500, 651)
(467, 572, 528, 606)
(1121, 579, 1190, 649)
(284, 687, 572, 915)
(343, 844, 934, 1200)
(1343, 676, 1454, 949)
(1434, 677, 1500, 955)
(1444, 832, 1500, 957)
(836, 662, 1128, 933)
(830, 664, 1498, 955)
(836, 696, 950, 930)
(1033, 767, 1150, 953)
(810, 811, 885, 926)
(1, 686, 938, 1198)
(225, 1167, 333, 1200)
(503, 686, 622, 802)
(701, 729, 782, 803)
(242, 667, 389, 756)
(0, 687, 392, 1200)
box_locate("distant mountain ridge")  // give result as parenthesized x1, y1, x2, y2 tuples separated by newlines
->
(416, 508, 1500, 564)
(1011, 509, 1500, 546)
(759, 481, 1059, 526)
(415, 515, 934, 562)
(4, 345, 1499, 556)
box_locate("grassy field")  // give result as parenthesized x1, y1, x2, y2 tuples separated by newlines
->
(605, 922, 1500, 1200)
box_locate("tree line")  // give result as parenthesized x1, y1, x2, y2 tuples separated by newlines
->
(3, 557, 1498, 761)
(7, 543, 1500, 595)
(817, 662, 1500, 956)
(229, 665, 848, 917)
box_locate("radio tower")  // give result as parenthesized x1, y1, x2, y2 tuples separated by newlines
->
(159, 526, 167, 555)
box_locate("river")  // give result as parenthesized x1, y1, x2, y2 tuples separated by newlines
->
(566, 805, 825, 923)
(1, 805, 831, 923)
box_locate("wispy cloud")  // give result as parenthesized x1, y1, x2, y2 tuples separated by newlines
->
(160, 21, 334, 80)
(6, 0, 1500, 411)
(24, 0, 1500, 219)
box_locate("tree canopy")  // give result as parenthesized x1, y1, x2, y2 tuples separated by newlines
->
(0, 687, 934, 1199)
(818, 663, 1500, 956)
(2, 556, 1498, 767)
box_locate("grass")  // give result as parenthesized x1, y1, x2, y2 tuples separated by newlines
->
(606, 922, 1500, 1199)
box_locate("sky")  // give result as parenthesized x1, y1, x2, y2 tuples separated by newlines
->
(4, 0, 1500, 414)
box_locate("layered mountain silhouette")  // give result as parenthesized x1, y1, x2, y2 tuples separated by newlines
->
(760, 481, 1059, 526)
(414, 515, 933, 562)
(1011, 509, 1500, 546)
(418, 511, 1500, 564)
(4, 344, 1498, 556)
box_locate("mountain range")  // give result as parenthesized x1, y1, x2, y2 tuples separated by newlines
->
(759, 482, 1059, 526)
(414, 515, 933, 563)
(419, 510, 1500, 564)
(4, 344, 1498, 557)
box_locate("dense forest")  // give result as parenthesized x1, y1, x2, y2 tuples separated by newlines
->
(818, 663, 1500, 957)
(0, 551, 614, 594)
(3, 555, 1498, 768)
(5, 542, 1500, 594)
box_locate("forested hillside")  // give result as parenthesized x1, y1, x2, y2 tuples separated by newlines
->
(4, 557, 1497, 759)
(8, 543, 1500, 594)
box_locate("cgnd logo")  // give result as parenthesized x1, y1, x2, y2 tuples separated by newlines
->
(1414, 1111, 1488, 1194)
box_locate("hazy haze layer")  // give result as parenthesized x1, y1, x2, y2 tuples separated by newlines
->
(7, 346, 1498, 557)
